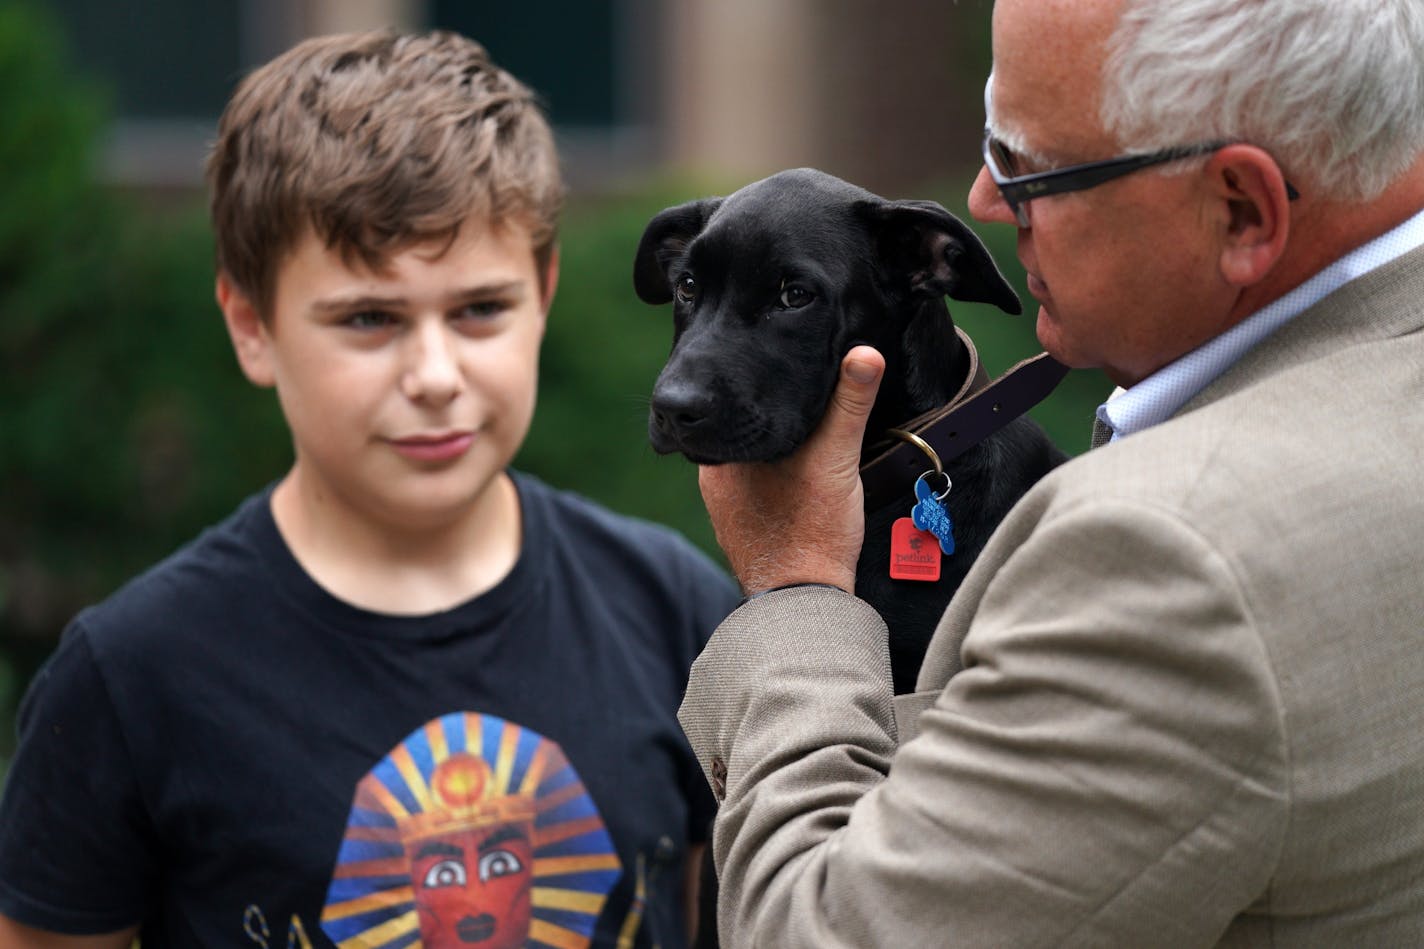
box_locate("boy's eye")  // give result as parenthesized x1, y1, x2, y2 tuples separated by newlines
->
(343, 310, 397, 330)
(458, 299, 509, 320)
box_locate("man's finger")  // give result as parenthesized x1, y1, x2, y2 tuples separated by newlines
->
(812, 345, 885, 456)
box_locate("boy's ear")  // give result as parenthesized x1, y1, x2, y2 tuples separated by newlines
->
(216, 273, 276, 388)
(1208, 144, 1292, 287)
(540, 245, 560, 312)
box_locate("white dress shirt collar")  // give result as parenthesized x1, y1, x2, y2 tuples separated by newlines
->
(1097, 206, 1424, 441)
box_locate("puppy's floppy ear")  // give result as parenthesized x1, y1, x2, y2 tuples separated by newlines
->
(861, 199, 1022, 315)
(633, 197, 723, 303)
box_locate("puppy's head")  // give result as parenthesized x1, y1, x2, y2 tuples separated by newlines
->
(634, 168, 1018, 464)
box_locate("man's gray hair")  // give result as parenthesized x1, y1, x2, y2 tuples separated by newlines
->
(1103, 0, 1424, 201)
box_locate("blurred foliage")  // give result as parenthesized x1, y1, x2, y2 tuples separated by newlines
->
(0, 1, 1111, 773)
(0, 1, 292, 771)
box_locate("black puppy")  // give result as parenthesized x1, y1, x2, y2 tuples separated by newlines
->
(635, 168, 1064, 694)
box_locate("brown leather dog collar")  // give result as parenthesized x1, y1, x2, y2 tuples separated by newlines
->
(860, 327, 1069, 512)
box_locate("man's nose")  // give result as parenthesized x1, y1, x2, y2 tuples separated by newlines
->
(401, 322, 464, 404)
(967, 165, 1017, 226)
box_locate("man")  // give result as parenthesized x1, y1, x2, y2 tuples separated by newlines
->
(678, 0, 1424, 944)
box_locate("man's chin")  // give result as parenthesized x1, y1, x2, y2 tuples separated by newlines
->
(1033, 309, 1090, 372)
(1034, 305, 1061, 355)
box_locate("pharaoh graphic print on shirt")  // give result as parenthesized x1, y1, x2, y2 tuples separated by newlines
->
(320, 712, 622, 948)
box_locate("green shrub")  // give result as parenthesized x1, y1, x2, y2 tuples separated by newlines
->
(0, 2, 293, 772)
(0, 0, 118, 769)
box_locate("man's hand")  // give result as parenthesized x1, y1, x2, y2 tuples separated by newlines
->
(698, 346, 885, 596)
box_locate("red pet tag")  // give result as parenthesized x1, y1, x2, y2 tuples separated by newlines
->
(889, 517, 942, 581)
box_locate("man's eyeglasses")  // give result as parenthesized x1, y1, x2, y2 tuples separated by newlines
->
(982, 130, 1233, 228)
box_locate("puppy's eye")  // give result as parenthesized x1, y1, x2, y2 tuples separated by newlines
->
(778, 286, 814, 309)
(674, 275, 698, 304)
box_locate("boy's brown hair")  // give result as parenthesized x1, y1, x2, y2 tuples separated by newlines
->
(206, 29, 563, 316)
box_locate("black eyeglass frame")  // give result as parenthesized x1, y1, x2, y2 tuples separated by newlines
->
(982, 130, 1237, 227)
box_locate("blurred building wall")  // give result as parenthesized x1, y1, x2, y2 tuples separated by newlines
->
(661, 0, 820, 183)
(664, 0, 992, 194)
(45, 0, 993, 197)
(305, 0, 418, 35)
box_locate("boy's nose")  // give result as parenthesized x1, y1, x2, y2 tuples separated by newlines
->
(401, 323, 464, 405)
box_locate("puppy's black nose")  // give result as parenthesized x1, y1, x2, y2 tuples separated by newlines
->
(649, 381, 713, 437)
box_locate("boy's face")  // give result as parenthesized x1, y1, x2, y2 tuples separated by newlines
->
(220, 222, 554, 533)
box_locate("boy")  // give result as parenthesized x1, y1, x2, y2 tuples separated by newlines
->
(0, 30, 737, 948)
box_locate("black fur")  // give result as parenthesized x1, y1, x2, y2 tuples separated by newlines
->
(635, 168, 1065, 694)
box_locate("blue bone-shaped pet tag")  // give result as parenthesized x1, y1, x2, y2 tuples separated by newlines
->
(910, 473, 955, 555)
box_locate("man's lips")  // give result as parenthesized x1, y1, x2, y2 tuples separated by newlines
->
(388, 431, 475, 462)
(1017, 235, 1047, 302)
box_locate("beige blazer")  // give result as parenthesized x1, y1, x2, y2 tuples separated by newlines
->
(679, 243, 1424, 947)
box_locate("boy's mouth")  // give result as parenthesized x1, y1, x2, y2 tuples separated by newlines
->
(388, 431, 475, 462)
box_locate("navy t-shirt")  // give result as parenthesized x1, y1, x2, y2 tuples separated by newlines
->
(0, 472, 739, 948)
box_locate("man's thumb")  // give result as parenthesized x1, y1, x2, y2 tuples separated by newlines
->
(823, 345, 884, 442)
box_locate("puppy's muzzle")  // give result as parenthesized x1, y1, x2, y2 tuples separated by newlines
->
(649, 377, 716, 455)
(649, 369, 799, 464)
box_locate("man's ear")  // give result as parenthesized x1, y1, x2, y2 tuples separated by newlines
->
(1208, 144, 1292, 287)
(858, 199, 1022, 314)
(632, 197, 722, 304)
(215, 273, 276, 388)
